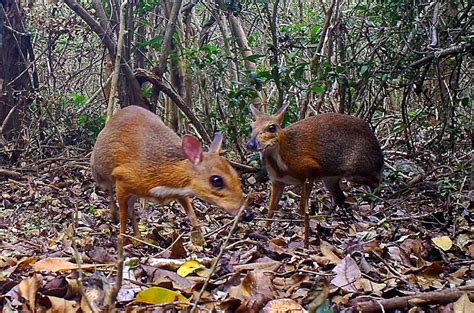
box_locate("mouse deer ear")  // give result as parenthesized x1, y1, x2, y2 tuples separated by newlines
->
(209, 132, 223, 154)
(274, 103, 289, 124)
(182, 135, 203, 165)
(250, 104, 263, 117)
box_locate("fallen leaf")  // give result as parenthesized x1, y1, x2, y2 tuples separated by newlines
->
(331, 255, 361, 292)
(354, 278, 386, 292)
(177, 260, 205, 277)
(134, 287, 189, 304)
(31, 258, 109, 272)
(31, 258, 75, 272)
(47, 296, 79, 312)
(261, 298, 307, 312)
(170, 231, 187, 259)
(151, 268, 196, 292)
(432, 236, 453, 251)
(19, 274, 42, 311)
(233, 261, 280, 273)
(302, 279, 330, 313)
(453, 293, 474, 313)
(321, 243, 341, 264)
(229, 269, 275, 312)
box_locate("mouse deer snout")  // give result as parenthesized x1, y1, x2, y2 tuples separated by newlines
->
(246, 137, 260, 151)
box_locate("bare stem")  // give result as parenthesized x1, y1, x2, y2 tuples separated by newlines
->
(190, 200, 248, 312)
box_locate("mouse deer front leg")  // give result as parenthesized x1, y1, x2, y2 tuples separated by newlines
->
(265, 181, 286, 228)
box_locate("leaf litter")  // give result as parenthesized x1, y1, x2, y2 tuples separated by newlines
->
(0, 153, 472, 312)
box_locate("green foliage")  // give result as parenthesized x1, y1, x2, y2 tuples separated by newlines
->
(77, 114, 106, 139)
(136, 0, 161, 14)
(70, 93, 87, 108)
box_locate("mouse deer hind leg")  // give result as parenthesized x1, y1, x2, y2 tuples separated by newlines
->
(322, 176, 345, 207)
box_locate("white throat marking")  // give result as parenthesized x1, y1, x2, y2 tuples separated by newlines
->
(149, 186, 193, 198)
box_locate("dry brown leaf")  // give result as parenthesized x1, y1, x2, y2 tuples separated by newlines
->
(354, 278, 386, 292)
(233, 261, 280, 273)
(19, 274, 42, 311)
(453, 293, 474, 313)
(432, 236, 453, 251)
(170, 231, 187, 259)
(31, 258, 108, 272)
(261, 298, 307, 313)
(321, 243, 342, 264)
(47, 296, 80, 313)
(229, 270, 276, 312)
(152, 268, 196, 293)
(331, 255, 361, 292)
(80, 287, 102, 313)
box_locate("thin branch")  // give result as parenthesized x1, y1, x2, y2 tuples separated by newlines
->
(107, 1, 128, 121)
(134, 68, 211, 142)
(355, 287, 474, 312)
(190, 200, 248, 313)
(156, 0, 183, 78)
(408, 44, 473, 69)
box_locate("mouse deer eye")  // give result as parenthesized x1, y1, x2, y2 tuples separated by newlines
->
(210, 175, 225, 189)
(268, 124, 278, 133)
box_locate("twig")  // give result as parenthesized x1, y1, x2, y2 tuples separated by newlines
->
(190, 200, 248, 313)
(154, 232, 185, 257)
(229, 160, 258, 172)
(355, 287, 474, 312)
(106, 1, 128, 121)
(71, 206, 96, 312)
(0, 104, 19, 138)
(120, 233, 165, 251)
(376, 213, 432, 226)
(203, 219, 234, 238)
(407, 44, 472, 69)
(106, 234, 125, 308)
(0, 168, 22, 180)
(253, 217, 304, 222)
(371, 252, 411, 285)
(134, 68, 211, 142)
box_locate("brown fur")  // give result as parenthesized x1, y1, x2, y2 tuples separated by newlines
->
(248, 104, 384, 227)
(91, 105, 244, 236)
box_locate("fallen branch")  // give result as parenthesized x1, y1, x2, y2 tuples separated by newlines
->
(229, 160, 258, 173)
(0, 168, 22, 180)
(190, 200, 248, 313)
(354, 286, 474, 312)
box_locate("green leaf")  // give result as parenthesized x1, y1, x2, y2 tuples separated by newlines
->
(134, 287, 189, 304)
(70, 93, 87, 107)
(360, 65, 370, 77)
(148, 36, 164, 50)
(201, 44, 219, 54)
(256, 70, 272, 80)
(336, 66, 346, 74)
(310, 25, 321, 42)
(311, 86, 326, 94)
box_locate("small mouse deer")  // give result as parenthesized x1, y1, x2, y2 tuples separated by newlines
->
(91, 105, 244, 244)
(247, 104, 384, 228)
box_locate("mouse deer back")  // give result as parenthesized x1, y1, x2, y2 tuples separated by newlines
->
(91, 105, 244, 239)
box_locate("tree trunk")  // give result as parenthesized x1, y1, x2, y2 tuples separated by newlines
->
(0, 0, 34, 143)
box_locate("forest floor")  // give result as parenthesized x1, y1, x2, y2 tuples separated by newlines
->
(0, 150, 472, 312)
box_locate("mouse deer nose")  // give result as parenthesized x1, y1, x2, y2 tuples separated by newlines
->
(246, 138, 259, 151)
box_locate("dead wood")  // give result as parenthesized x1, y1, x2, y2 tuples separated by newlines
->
(354, 286, 474, 312)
